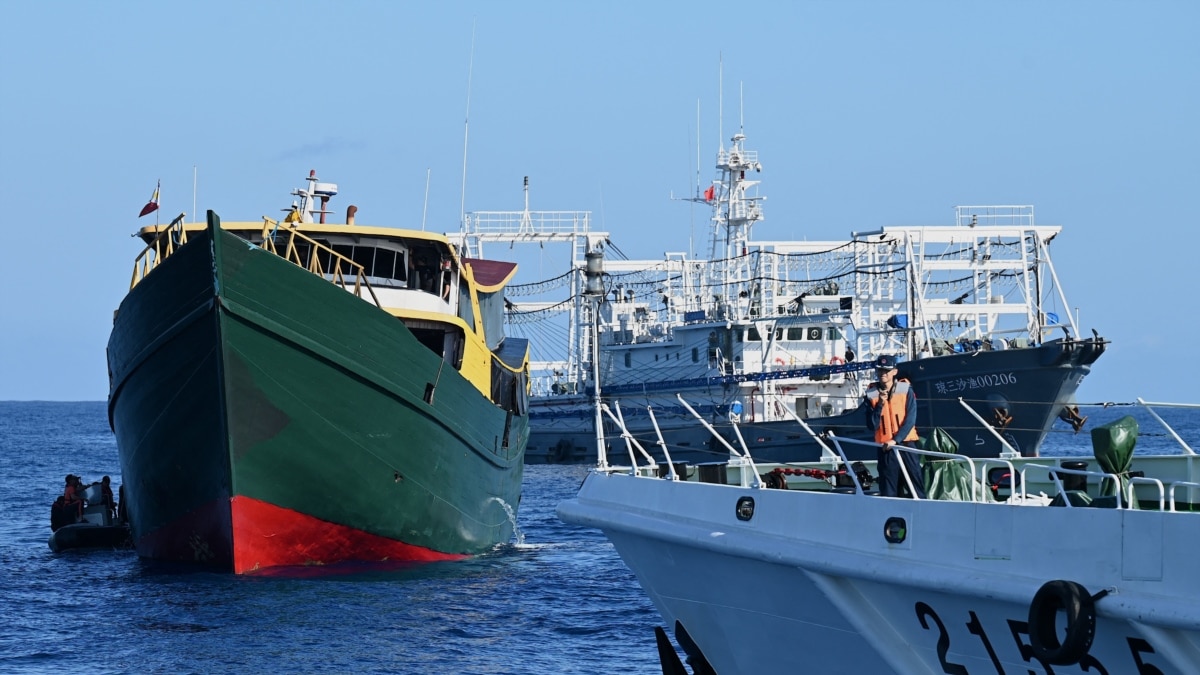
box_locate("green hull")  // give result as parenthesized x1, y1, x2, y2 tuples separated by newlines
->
(108, 213, 527, 573)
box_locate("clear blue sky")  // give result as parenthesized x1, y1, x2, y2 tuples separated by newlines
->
(2, 1, 1196, 402)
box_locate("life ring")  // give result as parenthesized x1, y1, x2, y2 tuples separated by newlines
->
(829, 356, 844, 366)
(1027, 580, 1096, 665)
(774, 357, 787, 366)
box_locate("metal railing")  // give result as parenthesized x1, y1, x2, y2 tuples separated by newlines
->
(595, 393, 1200, 512)
(130, 213, 189, 289)
(128, 215, 381, 308)
(258, 218, 382, 307)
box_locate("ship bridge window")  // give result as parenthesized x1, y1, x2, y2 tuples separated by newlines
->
(748, 327, 762, 341)
(316, 243, 409, 283)
(313, 242, 333, 272)
(333, 243, 354, 264)
(827, 327, 843, 341)
(290, 241, 313, 268)
(787, 327, 804, 340)
(375, 248, 398, 281)
(352, 245, 375, 273)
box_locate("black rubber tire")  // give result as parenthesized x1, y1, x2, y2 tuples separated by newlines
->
(1028, 579, 1096, 665)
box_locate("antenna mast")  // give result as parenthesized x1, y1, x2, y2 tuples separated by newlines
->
(459, 19, 477, 229)
(693, 99, 700, 258)
(422, 168, 431, 230)
(718, 54, 724, 151)
(739, 81, 744, 134)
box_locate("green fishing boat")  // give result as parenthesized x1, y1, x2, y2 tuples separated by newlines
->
(107, 171, 529, 573)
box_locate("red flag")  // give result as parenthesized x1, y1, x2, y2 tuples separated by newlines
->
(139, 180, 160, 217)
(703, 185, 715, 202)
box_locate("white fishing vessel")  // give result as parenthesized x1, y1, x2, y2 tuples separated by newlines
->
(558, 399, 1200, 674)
(461, 132, 1105, 464)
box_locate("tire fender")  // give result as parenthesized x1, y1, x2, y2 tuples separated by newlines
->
(1028, 580, 1096, 665)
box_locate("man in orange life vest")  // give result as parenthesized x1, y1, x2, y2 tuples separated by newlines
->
(865, 355, 927, 499)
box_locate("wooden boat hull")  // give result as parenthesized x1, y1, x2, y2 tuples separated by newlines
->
(107, 214, 527, 573)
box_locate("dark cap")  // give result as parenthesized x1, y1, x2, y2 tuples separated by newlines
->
(875, 355, 899, 372)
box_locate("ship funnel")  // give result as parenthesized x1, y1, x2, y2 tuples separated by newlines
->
(584, 249, 605, 297)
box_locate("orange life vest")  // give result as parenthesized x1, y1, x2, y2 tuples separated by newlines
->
(867, 379, 919, 443)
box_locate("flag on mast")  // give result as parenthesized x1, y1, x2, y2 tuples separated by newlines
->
(703, 185, 715, 202)
(139, 180, 160, 217)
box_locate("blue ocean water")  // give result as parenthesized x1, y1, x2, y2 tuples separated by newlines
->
(2, 401, 1196, 674)
(0, 402, 660, 674)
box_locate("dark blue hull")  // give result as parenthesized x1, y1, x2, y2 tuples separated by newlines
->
(525, 335, 1105, 464)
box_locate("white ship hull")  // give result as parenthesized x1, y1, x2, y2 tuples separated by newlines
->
(560, 457, 1200, 674)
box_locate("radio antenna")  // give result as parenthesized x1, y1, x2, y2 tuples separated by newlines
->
(459, 19, 477, 229)
(718, 53, 724, 150)
(422, 168, 431, 230)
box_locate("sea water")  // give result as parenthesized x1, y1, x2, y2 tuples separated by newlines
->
(1, 401, 1195, 674)
(0, 402, 660, 674)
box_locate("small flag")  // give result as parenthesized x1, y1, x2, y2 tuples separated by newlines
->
(139, 180, 160, 217)
(703, 185, 715, 202)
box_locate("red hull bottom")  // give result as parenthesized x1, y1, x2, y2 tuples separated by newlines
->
(231, 496, 468, 574)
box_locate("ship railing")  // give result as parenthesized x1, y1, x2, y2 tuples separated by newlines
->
(462, 210, 593, 236)
(600, 401, 660, 474)
(976, 458, 1019, 502)
(768, 393, 840, 462)
(1018, 464, 1124, 508)
(1168, 482, 1200, 512)
(828, 436, 979, 501)
(1024, 463, 1197, 512)
(675, 394, 763, 489)
(129, 213, 189, 290)
(259, 218, 382, 307)
(1135, 398, 1198, 455)
(954, 205, 1036, 229)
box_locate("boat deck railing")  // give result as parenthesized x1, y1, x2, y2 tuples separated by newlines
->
(130, 213, 189, 290)
(129, 215, 381, 308)
(601, 395, 1200, 512)
(257, 218, 382, 307)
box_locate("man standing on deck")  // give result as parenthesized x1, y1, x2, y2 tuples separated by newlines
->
(865, 356, 927, 499)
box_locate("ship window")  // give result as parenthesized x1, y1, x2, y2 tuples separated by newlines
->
(313, 245, 333, 273)
(352, 245, 375, 273)
(748, 327, 761, 341)
(375, 248, 398, 280)
(807, 327, 822, 341)
(625, 352, 632, 368)
(655, 354, 659, 362)
(291, 241, 312, 268)
(787, 327, 803, 340)
(827, 327, 842, 341)
(333, 243, 354, 265)
(692, 347, 699, 362)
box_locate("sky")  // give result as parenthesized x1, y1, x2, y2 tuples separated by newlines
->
(2, 1, 1196, 403)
